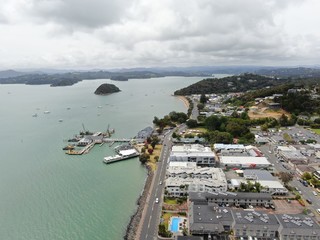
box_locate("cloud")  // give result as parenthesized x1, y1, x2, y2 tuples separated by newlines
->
(0, 0, 319, 69)
(25, 0, 133, 30)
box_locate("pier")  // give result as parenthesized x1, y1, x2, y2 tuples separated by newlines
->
(102, 138, 144, 143)
(65, 142, 95, 155)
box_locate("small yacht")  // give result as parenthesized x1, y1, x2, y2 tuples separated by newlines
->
(58, 119, 63, 122)
(44, 110, 50, 114)
(32, 113, 38, 117)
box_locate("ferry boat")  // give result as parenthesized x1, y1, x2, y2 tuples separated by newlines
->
(103, 148, 139, 164)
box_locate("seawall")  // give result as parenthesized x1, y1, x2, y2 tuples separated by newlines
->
(124, 165, 154, 240)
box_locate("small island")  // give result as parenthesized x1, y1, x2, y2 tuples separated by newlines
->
(94, 83, 121, 95)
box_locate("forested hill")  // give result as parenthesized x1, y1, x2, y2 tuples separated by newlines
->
(0, 71, 164, 86)
(0, 70, 209, 87)
(174, 73, 285, 95)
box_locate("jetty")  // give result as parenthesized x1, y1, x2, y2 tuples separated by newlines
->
(63, 125, 116, 155)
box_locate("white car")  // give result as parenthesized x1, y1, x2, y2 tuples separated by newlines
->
(312, 191, 318, 196)
(317, 209, 320, 215)
(155, 198, 159, 203)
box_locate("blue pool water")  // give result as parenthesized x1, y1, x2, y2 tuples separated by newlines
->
(170, 217, 180, 232)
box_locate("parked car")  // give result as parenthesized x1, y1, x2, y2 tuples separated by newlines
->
(306, 199, 312, 204)
(312, 191, 318, 196)
(155, 198, 159, 203)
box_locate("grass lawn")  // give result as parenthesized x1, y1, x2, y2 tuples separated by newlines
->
(162, 212, 175, 229)
(147, 144, 162, 172)
(193, 127, 208, 133)
(312, 129, 320, 135)
(164, 197, 178, 205)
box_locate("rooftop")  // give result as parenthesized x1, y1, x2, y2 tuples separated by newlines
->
(219, 156, 271, 165)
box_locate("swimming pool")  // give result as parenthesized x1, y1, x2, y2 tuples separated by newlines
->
(169, 217, 180, 232)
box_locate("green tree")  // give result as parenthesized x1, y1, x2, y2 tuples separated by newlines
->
(139, 153, 150, 164)
(197, 103, 205, 111)
(301, 172, 312, 180)
(186, 119, 198, 128)
(200, 94, 207, 104)
(151, 136, 160, 149)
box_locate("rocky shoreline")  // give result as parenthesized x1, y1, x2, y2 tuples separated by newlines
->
(124, 165, 154, 240)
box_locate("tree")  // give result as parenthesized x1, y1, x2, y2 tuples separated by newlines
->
(197, 103, 205, 111)
(301, 172, 312, 180)
(278, 172, 293, 184)
(200, 94, 207, 104)
(186, 119, 198, 128)
(139, 153, 150, 164)
(158, 224, 172, 238)
(279, 114, 289, 126)
(151, 136, 160, 149)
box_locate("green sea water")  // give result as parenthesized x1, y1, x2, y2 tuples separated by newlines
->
(0, 76, 216, 240)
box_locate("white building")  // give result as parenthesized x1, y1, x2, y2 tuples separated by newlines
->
(219, 156, 272, 169)
(241, 170, 288, 195)
(165, 162, 227, 197)
(169, 144, 217, 166)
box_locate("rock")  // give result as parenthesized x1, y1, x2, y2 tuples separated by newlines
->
(94, 83, 121, 95)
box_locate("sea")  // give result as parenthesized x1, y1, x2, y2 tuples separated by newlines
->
(0, 75, 226, 240)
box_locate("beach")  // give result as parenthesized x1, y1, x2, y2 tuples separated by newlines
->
(176, 95, 190, 109)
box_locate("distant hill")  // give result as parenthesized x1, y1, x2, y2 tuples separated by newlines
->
(0, 70, 28, 78)
(255, 67, 320, 78)
(0, 70, 210, 87)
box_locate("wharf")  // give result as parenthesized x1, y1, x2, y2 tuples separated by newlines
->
(65, 142, 95, 155)
(102, 138, 144, 143)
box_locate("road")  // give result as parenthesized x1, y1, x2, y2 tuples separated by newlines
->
(259, 144, 320, 216)
(140, 128, 175, 240)
(191, 98, 199, 120)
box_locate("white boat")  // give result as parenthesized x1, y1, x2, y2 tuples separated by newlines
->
(103, 148, 139, 164)
(32, 113, 38, 117)
(44, 111, 50, 114)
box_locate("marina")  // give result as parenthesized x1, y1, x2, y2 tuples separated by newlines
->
(63, 125, 117, 155)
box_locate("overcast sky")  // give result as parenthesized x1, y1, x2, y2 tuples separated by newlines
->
(0, 0, 320, 70)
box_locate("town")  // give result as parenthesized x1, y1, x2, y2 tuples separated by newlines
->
(137, 83, 320, 240)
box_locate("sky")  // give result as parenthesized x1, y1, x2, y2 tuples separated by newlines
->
(0, 0, 320, 70)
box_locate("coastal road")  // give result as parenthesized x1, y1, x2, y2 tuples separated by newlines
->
(140, 128, 175, 240)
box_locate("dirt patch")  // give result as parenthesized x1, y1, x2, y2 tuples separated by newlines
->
(248, 107, 290, 120)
